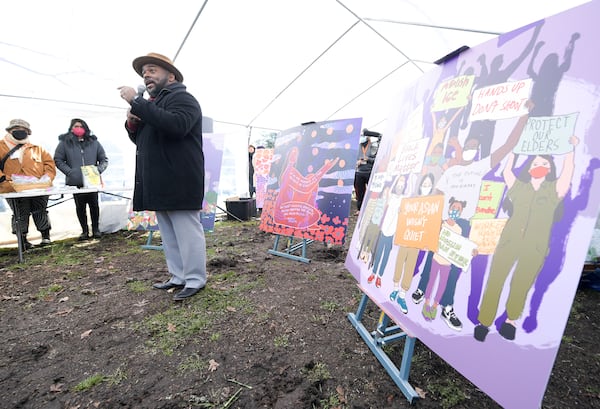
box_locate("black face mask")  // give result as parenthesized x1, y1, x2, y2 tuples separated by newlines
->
(11, 130, 28, 140)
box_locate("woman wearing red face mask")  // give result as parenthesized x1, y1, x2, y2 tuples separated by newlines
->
(474, 135, 579, 343)
(54, 118, 108, 240)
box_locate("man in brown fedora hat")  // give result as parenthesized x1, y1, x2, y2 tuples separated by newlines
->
(0, 119, 56, 250)
(118, 53, 207, 301)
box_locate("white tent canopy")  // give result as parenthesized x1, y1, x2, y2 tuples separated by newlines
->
(1, 0, 590, 136)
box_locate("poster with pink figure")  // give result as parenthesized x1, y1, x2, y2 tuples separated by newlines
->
(345, 2, 600, 408)
(260, 118, 362, 245)
(252, 148, 274, 209)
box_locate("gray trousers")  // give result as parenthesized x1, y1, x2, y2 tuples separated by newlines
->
(155, 210, 207, 289)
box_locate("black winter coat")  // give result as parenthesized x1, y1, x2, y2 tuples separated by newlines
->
(54, 132, 108, 187)
(127, 82, 204, 211)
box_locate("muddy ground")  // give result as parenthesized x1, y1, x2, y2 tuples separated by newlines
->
(0, 213, 599, 409)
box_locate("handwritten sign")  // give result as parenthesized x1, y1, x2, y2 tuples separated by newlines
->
(437, 225, 478, 270)
(432, 75, 475, 111)
(389, 138, 429, 175)
(369, 172, 386, 193)
(469, 79, 532, 121)
(469, 218, 508, 255)
(395, 195, 444, 251)
(514, 113, 579, 155)
(473, 180, 506, 220)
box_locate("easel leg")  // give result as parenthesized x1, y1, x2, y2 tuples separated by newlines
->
(347, 292, 419, 404)
(16, 223, 23, 263)
(141, 230, 163, 251)
(267, 234, 312, 263)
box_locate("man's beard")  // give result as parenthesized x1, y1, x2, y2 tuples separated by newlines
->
(148, 77, 168, 97)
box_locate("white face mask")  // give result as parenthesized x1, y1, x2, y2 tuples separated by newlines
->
(421, 186, 432, 196)
(462, 149, 478, 162)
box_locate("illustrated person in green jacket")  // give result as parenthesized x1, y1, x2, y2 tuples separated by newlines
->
(474, 136, 579, 342)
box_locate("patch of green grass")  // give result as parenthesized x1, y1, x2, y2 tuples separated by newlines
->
(209, 332, 221, 342)
(36, 283, 64, 300)
(38, 242, 93, 266)
(126, 280, 149, 294)
(65, 270, 85, 280)
(139, 286, 250, 355)
(73, 374, 105, 392)
(302, 361, 331, 383)
(585, 385, 600, 395)
(320, 300, 339, 313)
(106, 366, 128, 385)
(428, 380, 467, 409)
(178, 353, 205, 373)
(274, 334, 289, 348)
(214, 270, 237, 281)
(317, 393, 345, 409)
(382, 343, 398, 355)
(310, 314, 328, 325)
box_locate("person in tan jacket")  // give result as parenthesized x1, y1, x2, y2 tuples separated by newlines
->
(0, 119, 56, 250)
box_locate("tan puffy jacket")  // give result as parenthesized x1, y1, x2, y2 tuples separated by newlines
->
(0, 140, 56, 193)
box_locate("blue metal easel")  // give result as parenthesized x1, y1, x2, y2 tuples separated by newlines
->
(268, 234, 314, 263)
(141, 230, 163, 251)
(347, 291, 420, 404)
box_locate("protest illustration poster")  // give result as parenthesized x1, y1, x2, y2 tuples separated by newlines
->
(260, 118, 361, 245)
(345, 2, 600, 408)
(127, 133, 224, 233)
(252, 148, 274, 210)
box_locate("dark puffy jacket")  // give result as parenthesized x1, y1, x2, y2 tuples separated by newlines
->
(54, 120, 108, 187)
(127, 82, 204, 211)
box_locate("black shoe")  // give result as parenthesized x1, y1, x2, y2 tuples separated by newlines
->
(79, 232, 89, 241)
(499, 322, 516, 340)
(92, 231, 102, 239)
(173, 286, 204, 301)
(474, 325, 489, 342)
(21, 240, 33, 251)
(441, 306, 463, 331)
(411, 289, 424, 304)
(152, 281, 184, 290)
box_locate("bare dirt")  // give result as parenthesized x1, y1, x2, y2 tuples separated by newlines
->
(0, 213, 599, 409)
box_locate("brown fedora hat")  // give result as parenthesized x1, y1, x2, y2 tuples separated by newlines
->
(132, 52, 183, 82)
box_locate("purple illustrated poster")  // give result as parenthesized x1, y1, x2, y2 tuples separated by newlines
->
(260, 118, 362, 245)
(127, 132, 224, 233)
(201, 133, 225, 232)
(345, 3, 600, 408)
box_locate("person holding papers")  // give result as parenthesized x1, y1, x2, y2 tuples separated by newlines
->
(0, 119, 56, 249)
(54, 118, 108, 240)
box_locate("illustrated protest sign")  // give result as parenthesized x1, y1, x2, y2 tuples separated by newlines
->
(259, 118, 362, 245)
(345, 3, 600, 408)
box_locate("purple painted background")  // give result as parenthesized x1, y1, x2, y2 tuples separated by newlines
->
(201, 133, 225, 232)
(345, 3, 600, 408)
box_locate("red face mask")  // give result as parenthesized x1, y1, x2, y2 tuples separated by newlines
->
(529, 165, 550, 179)
(72, 127, 85, 137)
